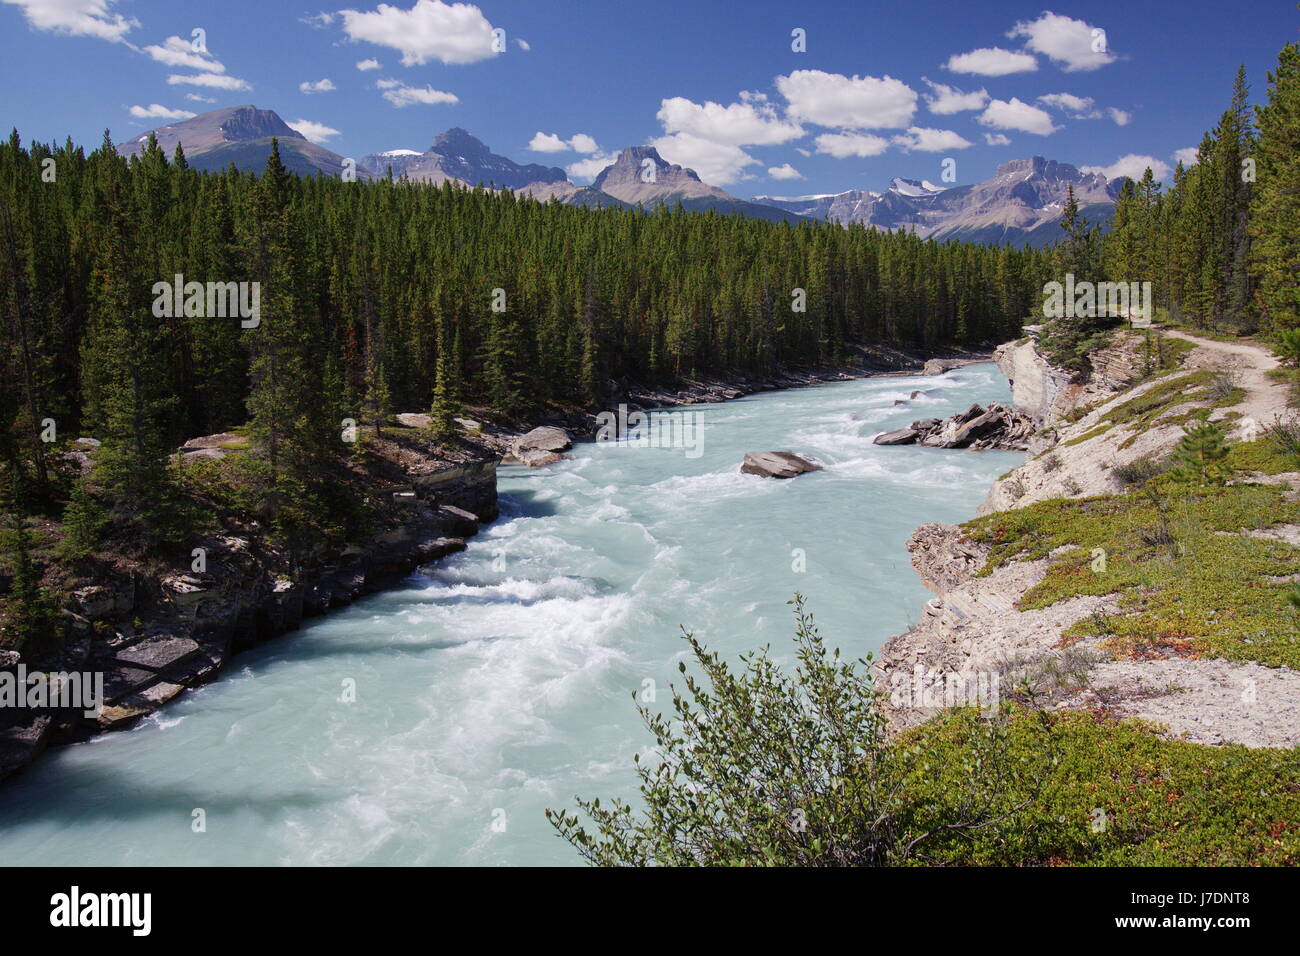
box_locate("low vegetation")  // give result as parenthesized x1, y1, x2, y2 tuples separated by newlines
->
(548, 598, 1300, 866)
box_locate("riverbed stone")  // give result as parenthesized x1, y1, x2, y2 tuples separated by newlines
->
(873, 428, 920, 446)
(740, 451, 824, 478)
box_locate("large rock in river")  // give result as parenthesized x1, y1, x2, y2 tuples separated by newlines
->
(508, 426, 572, 467)
(873, 428, 919, 446)
(740, 451, 823, 479)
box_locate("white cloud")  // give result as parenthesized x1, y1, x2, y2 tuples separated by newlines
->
(1107, 107, 1131, 126)
(167, 72, 252, 91)
(921, 78, 988, 115)
(287, 118, 341, 143)
(776, 70, 917, 129)
(301, 12, 335, 28)
(527, 132, 598, 154)
(978, 97, 1058, 135)
(515, 37, 529, 51)
(144, 35, 225, 72)
(656, 94, 803, 145)
(945, 47, 1037, 76)
(567, 151, 617, 182)
(1173, 146, 1199, 167)
(1008, 12, 1115, 72)
(1082, 154, 1170, 182)
(767, 163, 802, 180)
(2, 0, 137, 43)
(340, 0, 498, 66)
(128, 103, 196, 120)
(376, 80, 458, 107)
(893, 126, 972, 152)
(814, 131, 890, 158)
(984, 132, 1011, 146)
(356, 58, 382, 70)
(649, 132, 759, 185)
(527, 132, 567, 152)
(1036, 92, 1098, 118)
(300, 78, 336, 94)
(185, 93, 216, 103)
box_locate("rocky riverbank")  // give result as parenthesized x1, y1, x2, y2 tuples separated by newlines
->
(876, 327, 1300, 749)
(470, 343, 995, 461)
(0, 428, 499, 782)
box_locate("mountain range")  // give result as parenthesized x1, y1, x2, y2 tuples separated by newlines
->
(117, 105, 1121, 246)
(757, 157, 1122, 245)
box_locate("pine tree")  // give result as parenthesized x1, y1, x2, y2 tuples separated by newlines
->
(1171, 420, 1230, 485)
(79, 133, 180, 544)
(428, 297, 462, 442)
(1251, 40, 1300, 335)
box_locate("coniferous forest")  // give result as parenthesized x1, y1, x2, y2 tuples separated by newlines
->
(0, 129, 1052, 530)
(0, 32, 1295, 579)
(1049, 43, 1300, 366)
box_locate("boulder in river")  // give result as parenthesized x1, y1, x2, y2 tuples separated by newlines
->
(923, 358, 965, 376)
(872, 402, 1033, 451)
(740, 451, 824, 479)
(873, 428, 920, 446)
(508, 426, 573, 467)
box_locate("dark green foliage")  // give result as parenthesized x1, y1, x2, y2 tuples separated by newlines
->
(1171, 420, 1231, 484)
(1094, 42, 1298, 345)
(1277, 328, 1300, 367)
(0, 510, 60, 650)
(0, 127, 1046, 455)
(1251, 41, 1300, 336)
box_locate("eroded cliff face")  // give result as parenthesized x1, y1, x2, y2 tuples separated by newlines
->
(994, 337, 1077, 424)
(993, 328, 1143, 427)
(878, 330, 1300, 749)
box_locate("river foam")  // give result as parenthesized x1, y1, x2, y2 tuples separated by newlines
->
(0, 365, 1021, 865)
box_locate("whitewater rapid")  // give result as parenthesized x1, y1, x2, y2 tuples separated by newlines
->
(0, 365, 1021, 865)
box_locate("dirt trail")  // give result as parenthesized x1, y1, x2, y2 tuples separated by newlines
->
(1163, 329, 1291, 434)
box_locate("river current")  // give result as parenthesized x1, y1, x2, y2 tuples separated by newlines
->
(0, 365, 1021, 865)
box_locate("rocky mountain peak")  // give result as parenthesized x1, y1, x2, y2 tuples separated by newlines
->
(593, 146, 704, 191)
(429, 127, 492, 159)
(117, 105, 304, 159)
(214, 105, 305, 143)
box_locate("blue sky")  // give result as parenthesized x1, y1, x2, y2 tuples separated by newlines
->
(1, 0, 1296, 197)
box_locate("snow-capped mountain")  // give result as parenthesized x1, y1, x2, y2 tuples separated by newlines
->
(361, 128, 568, 189)
(758, 157, 1121, 247)
(118, 107, 1117, 245)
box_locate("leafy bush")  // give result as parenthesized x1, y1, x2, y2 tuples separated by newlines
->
(546, 597, 1052, 866)
(547, 597, 1300, 866)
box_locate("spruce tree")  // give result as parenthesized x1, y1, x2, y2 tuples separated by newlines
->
(1251, 40, 1300, 335)
(1172, 420, 1231, 485)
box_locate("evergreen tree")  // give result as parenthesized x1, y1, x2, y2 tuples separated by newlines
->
(1172, 420, 1231, 485)
(1251, 40, 1300, 335)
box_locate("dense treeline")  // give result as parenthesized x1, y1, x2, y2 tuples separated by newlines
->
(0, 129, 1051, 532)
(1098, 41, 1299, 336)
